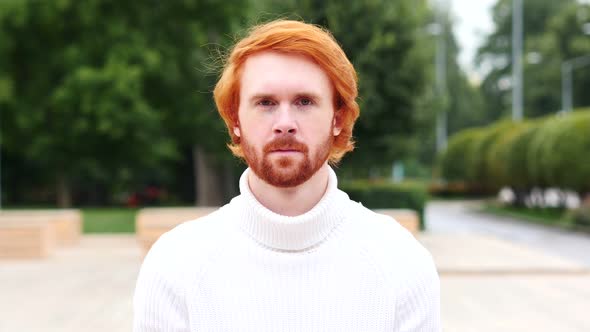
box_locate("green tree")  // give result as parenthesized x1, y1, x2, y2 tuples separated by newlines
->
(537, 2, 590, 112)
(476, 0, 590, 118)
(0, 0, 249, 207)
(417, 9, 486, 169)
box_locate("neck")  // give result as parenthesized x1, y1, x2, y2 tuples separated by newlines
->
(247, 164, 330, 216)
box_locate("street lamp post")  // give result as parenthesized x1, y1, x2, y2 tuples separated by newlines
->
(561, 54, 590, 114)
(512, 0, 524, 121)
(435, 15, 447, 152)
(425, 0, 449, 153)
(430, 2, 448, 153)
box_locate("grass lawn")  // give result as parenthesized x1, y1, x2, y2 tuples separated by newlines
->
(480, 203, 573, 228)
(431, 195, 495, 201)
(82, 208, 137, 233)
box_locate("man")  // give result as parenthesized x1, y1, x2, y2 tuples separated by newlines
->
(134, 20, 441, 331)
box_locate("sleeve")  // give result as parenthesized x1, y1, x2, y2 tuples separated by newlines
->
(394, 247, 442, 332)
(133, 233, 190, 332)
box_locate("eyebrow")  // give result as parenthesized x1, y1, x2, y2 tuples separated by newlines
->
(248, 92, 323, 103)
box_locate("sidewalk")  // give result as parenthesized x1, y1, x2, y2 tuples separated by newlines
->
(0, 235, 141, 332)
(426, 200, 590, 266)
(1, 206, 589, 331)
(420, 232, 590, 332)
(424, 201, 590, 332)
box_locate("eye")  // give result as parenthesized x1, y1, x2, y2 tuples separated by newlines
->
(296, 97, 314, 106)
(257, 99, 275, 107)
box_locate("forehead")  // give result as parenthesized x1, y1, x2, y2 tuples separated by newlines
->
(239, 51, 333, 98)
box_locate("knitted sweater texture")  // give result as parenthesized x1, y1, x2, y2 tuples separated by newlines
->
(133, 168, 441, 331)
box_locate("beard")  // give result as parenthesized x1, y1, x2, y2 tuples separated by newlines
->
(241, 133, 333, 188)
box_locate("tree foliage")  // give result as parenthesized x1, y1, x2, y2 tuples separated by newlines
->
(476, 0, 590, 118)
(0, 0, 490, 206)
(416, 9, 486, 168)
(0, 0, 249, 206)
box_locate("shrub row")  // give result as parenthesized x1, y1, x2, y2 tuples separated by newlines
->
(437, 109, 590, 195)
(341, 181, 428, 230)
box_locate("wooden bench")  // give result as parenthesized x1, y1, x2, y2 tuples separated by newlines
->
(0, 210, 82, 259)
(136, 207, 421, 255)
(0, 210, 82, 246)
(0, 215, 56, 259)
(136, 207, 218, 253)
(373, 209, 420, 237)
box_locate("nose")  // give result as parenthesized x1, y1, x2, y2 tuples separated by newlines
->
(272, 105, 297, 135)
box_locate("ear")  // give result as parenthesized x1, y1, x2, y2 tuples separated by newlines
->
(233, 126, 241, 137)
(332, 118, 342, 136)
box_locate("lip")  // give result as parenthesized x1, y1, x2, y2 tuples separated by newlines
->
(270, 149, 300, 153)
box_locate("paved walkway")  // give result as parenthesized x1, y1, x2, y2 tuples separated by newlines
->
(0, 235, 142, 332)
(424, 201, 590, 332)
(426, 200, 590, 266)
(1, 201, 589, 331)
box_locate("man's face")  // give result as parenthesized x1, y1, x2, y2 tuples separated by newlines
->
(235, 51, 341, 188)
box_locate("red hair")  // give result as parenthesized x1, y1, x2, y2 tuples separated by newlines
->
(213, 19, 360, 164)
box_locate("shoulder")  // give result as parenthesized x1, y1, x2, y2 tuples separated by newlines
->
(133, 208, 232, 331)
(342, 202, 440, 328)
(138, 206, 232, 283)
(345, 202, 421, 252)
(343, 201, 437, 281)
(156, 207, 230, 249)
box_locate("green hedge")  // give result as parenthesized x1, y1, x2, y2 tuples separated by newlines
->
(439, 127, 484, 182)
(504, 122, 541, 191)
(340, 181, 428, 230)
(437, 109, 590, 195)
(486, 121, 531, 188)
(526, 116, 562, 188)
(542, 112, 590, 192)
(468, 121, 516, 189)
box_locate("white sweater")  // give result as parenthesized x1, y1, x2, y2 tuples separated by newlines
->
(133, 167, 441, 331)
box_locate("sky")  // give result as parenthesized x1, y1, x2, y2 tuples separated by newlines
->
(449, 0, 497, 82)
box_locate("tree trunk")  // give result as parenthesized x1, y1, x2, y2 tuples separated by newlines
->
(222, 161, 238, 200)
(56, 171, 72, 208)
(513, 188, 527, 207)
(193, 145, 223, 206)
(558, 190, 568, 208)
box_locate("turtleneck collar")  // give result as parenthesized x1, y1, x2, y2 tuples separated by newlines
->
(232, 166, 350, 252)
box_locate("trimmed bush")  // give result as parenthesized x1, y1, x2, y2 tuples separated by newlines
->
(486, 121, 532, 187)
(467, 120, 516, 190)
(436, 109, 590, 198)
(504, 122, 541, 191)
(439, 127, 484, 183)
(542, 112, 590, 192)
(526, 116, 564, 188)
(341, 181, 428, 230)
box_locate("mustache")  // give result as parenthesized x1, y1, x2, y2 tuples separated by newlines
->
(263, 137, 309, 153)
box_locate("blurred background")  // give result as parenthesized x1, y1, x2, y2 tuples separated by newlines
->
(1, 0, 590, 331)
(2, 0, 590, 220)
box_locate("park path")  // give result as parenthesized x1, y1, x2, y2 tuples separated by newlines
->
(0, 235, 141, 332)
(423, 200, 590, 332)
(0, 201, 589, 331)
(425, 200, 590, 266)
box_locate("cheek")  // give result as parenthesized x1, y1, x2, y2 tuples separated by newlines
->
(303, 115, 333, 137)
(240, 120, 268, 146)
